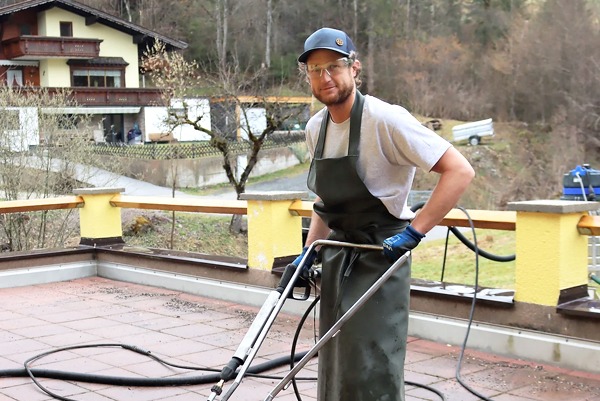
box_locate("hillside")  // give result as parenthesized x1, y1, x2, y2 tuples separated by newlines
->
(413, 118, 598, 210)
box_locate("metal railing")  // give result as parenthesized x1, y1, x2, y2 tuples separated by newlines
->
(90, 134, 306, 159)
(589, 210, 600, 273)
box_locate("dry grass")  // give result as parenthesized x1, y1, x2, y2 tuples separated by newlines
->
(121, 209, 248, 258)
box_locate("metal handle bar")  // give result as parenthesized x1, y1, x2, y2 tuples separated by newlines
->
(308, 239, 383, 252)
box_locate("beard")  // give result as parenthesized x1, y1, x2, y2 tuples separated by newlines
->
(312, 80, 354, 106)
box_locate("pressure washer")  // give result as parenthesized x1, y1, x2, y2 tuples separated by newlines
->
(561, 164, 600, 297)
(561, 164, 600, 201)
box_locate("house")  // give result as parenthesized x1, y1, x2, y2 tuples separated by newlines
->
(0, 0, 207, 147)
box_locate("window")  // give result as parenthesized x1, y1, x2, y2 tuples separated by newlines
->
(72, 69, 123, 88)
(68, 57, 128, 88)
(6, 70, 23, 87)
(60, 22, 73, 37)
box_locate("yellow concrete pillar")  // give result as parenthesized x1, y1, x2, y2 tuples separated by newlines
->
(508, 200, 598, 306)
(73, 187, 125, 246)
(240, 191, 306, 271)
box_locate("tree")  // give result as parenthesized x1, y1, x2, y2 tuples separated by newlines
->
(265, 0, 273, 68)
(142, 42, 306, 231)
(0, 86, 122, 251)
(215, 0, 230, 70)
(78, 0, 191, 41)
(497, 0, 600, 159)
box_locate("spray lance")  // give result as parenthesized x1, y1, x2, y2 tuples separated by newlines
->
(206, 240, 318, 401)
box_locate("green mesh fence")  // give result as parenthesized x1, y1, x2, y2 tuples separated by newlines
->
(90, 132, 305, 159)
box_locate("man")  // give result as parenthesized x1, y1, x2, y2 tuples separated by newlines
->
(294, 27, 475, 401)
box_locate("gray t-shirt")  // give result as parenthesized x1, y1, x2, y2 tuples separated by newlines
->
(306, 95, 451, 220)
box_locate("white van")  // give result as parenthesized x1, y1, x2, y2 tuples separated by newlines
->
(451, 118, 494, 145)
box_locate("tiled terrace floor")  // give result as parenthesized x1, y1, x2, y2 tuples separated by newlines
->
(1, 277, 599, 401)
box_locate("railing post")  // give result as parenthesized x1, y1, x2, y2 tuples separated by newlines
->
(507, 200, 599, 306)
(240, 191, 307, 271)
(73, 187, 125, 246)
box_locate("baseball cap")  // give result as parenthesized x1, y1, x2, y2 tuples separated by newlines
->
(298, 27, 356, 63)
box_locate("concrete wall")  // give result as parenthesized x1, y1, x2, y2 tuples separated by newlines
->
(109, 146, 306, 188)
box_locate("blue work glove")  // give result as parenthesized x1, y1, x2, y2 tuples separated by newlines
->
(293, 246, 317, 270)
(382, 225, 425, 262)
(289, 247, 317, 289)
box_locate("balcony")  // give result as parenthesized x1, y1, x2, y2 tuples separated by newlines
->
(2, 35, 102, 60)
(20, 86, 164, 107)
(68, 87, 164, 106)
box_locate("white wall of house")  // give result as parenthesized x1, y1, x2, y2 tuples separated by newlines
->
(39, 59, 69, 87)
(37, 8, 139, 88)
(0, 107, 39, 152)
(239, 107, 267, 140)
(143, 99, 212, 142)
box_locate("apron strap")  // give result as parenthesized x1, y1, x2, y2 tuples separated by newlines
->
(314, 91, 365, 159)
(348, 91, 364, 156)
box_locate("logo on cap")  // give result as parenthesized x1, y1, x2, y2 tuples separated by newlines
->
(335, 38, 344, 46)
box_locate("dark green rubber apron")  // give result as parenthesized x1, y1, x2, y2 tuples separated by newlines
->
(308, 92, 410, 401)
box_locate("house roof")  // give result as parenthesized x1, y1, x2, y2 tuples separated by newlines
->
(0, 0, 187, 51)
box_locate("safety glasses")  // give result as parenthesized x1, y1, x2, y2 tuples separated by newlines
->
(305, 57, 352, 79)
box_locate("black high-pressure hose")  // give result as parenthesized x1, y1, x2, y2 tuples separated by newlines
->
(0, 343, 313, 401)
(410, 201, 515, 262)
(449, 226, 515, 262)
(410, 202, 513, 401)
(453, 206, 495, 401)
(289, 290, 321, 401)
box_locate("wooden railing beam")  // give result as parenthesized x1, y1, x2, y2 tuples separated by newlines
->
(440, 209, 516, 231)
(577, 215, 600, 236)
(0, 196, 83, 214)
(289, 201, 517, 230)
(110, 195, 248, 215)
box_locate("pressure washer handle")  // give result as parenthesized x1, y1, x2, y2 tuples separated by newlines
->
(276, 263, 311, 300)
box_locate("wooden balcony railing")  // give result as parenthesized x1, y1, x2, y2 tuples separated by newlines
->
(19, 86, 164, 107)
(2, 35, 102, 59)
(67, 87, 164, 106)
(1, 191, 599, 375)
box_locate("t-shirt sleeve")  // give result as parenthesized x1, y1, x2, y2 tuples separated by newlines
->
(305, 109, 326, 159)
(372, 102, 451, 172)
